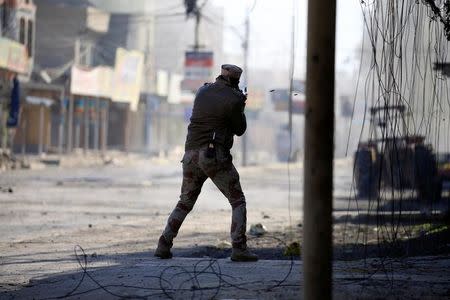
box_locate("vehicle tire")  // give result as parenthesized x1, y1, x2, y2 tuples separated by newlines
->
(415, 145, 440, 206)
(434, 178, 443, 203)
(354, 147, 379, 199)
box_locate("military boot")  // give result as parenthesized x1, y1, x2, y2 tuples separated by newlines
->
(231, 247, 258, 262)
(154, 236, 173, 259)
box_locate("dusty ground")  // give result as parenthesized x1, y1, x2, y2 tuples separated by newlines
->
(0, 153, 449, 299)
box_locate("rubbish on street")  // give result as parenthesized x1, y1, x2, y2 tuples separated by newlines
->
(249, 223, 267, 236)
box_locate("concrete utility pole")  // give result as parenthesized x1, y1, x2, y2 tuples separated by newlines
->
(194, 11, 201, 51)
(186, 0, 202, 51)
(241, 13, 249, 167)
(67, 95, 74, 153)
(58, 88, 65, 156)
(67, 37, 81, 153)
(288, 0, 296, 159)
(94, 97, 100, 152)
(83, 98, 89, 154)
(38, 103, 44, 156)
(303, 0, 336, 299)
(101, 100, 108, 156)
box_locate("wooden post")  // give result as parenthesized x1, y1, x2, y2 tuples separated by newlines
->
(83, 98, 89, 154)
(46, 117, 51, 152)
(0, 101, 4, 151)
(124, 105, 131, 153)
(21, 119, 26, 157)
(157, 105, 162, 156)
(67, 94, 74, 153)
(94, 97, 100, 152)
(303, 1, 336, 299)
(241, 12, 249, 167)
(100, 100, 108, 156)
(75, 119, 80, 150)
(58, 89, 65, 156)
(38, 104, 44, 156)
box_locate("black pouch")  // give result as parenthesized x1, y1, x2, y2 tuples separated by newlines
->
(206, 143, 215, 158)
(205, 132, 216, 159)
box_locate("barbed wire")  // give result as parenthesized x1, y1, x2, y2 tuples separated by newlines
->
(342, 0, 450, 295)
(39, 235, 299, 300)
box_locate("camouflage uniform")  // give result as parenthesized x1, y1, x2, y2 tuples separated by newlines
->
(160, 145, 247, 250)
(156, 64, 256, 261)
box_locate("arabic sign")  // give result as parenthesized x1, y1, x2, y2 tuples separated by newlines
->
(70, 65, 114, 98)
(112, 48, 144, 111)
(0, 37, 28, 74)
(182, 51, 213, 91)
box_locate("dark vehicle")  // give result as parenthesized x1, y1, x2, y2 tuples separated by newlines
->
(437, 153, 450, 195)
(354, 105, 442, 202)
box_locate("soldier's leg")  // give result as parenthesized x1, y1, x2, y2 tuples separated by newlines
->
(199, 148, 257, 261)
(201, 155, 247, 250)
(156, 151, 207, 258)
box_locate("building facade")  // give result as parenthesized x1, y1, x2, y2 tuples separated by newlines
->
(0, 0, 35, 80)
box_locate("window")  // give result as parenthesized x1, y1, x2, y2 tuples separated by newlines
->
(19, 18, 25, 44)
(27, 20, 33, 57)
(1, 3, 8, 35)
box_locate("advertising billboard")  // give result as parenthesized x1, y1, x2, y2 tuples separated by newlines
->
(182, 51, 213, 91)
(70, 66, 114, 98)
(112, 48, 144, 111)
(0, 37, 28, 74)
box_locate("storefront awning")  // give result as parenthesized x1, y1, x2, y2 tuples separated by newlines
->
(26, 96, 54, 107)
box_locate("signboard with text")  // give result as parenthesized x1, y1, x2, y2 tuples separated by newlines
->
(112, 48, 144, 111)
(0, 37, 28, 74)
(70, 65, 113, 98)
(182, 51, 213, 91)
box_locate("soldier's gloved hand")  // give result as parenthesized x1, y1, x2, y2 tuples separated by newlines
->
(241, 97, 246, 112)
(240, 90, 247, 112)
(240, 90, 247, 100)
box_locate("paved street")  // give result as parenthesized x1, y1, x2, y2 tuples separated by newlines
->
(0, 156, 357, 253)
(1, 156, 449, 299)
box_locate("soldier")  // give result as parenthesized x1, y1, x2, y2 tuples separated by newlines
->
(155, 64, 258, 262)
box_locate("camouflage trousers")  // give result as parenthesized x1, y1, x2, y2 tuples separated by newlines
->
(161, 146, 247, 249)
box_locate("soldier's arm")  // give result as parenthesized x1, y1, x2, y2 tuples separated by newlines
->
(230, 101, 247, 136)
